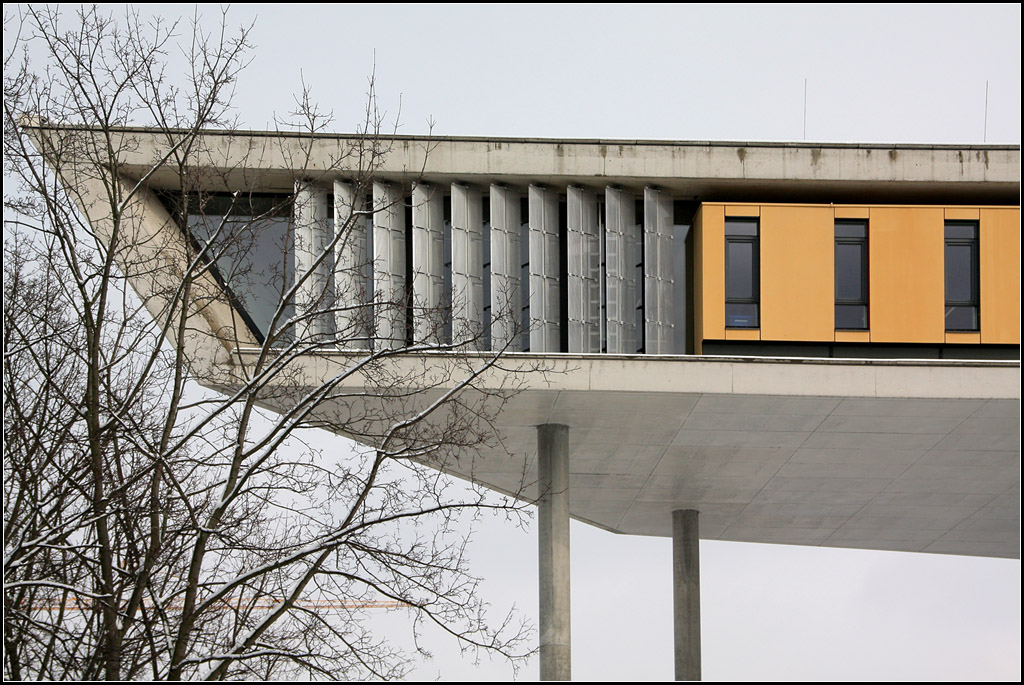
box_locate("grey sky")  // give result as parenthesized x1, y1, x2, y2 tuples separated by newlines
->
(227, 4, 1021, 145)
(15, 3, 1021, 680)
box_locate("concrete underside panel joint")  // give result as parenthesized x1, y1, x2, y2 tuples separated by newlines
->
(538, 423, 571, 681)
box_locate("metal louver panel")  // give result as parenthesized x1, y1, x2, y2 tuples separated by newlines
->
(293, 181, 332, 342)
(373, 181, 406, 349)
(605, 187, 638, 354)
(450, 183, 484, 350)
(412, 183, 445, 345)
(333, 180, 369, 349)
(529, 185, 561, 352)
(644, 187, 674, 354)
(489, 185, 522, 351)
(566, 186, 601, 353)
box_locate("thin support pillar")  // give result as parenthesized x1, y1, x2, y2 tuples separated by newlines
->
(673, 509, 701, 681)
(538, 424, 571, 681)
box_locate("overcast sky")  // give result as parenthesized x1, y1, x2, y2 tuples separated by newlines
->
(225, 4, 1021, 146)
(17, 4, 1021, 681)
(211, 5, 1019, 680)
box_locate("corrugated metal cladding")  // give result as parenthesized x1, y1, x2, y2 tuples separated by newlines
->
(291, 182, 684, 354)
(605, 187, 640, 354)
(372, 182, 406, 349)
(566, 187, 601, 353)
(450, 184, 485, 350)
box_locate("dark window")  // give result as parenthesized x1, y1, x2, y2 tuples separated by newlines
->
(725, 218, 759, 328)
(835, 220, 868, 330)
(161, 191, 293, 343)
(945, 221, 979, 331)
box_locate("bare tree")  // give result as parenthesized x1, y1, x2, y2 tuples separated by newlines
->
(4, 6, 538, 680)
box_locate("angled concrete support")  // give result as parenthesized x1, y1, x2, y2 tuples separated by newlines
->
(673, 509, 701, 681)
(538, 424, 571, 681)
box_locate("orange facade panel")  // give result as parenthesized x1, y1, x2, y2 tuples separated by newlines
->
(693, 206, 703, 353)
(945, 207, 980, 220)
(698, 204, 726, 342)
(693, 206, 704, 353)
(696, 203, 1018, 350)
(760, 206, 834, 341)
(980, 208, 1021, 344)
(868, 207, 945, 343)
(835, 330, 870, 343)
(834, 206, 870, 219)
(946, 332, 981, 344)
(725, 328, 760, 341)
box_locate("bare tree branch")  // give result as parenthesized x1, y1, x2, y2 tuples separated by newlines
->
(4, 6, 541, 681)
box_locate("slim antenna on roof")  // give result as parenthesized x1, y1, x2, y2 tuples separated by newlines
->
(983, 80, 989, 143)
(803, 78, 808, 141)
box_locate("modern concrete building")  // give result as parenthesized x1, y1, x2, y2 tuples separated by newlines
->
(28, 124, 1021, 680)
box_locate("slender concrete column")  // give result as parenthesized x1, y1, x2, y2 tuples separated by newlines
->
(673, 509, 701, 681)
(537, 424, 571, 681)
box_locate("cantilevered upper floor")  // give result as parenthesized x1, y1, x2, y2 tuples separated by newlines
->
(25, 124, 1020, 357)
(23, 123, 1022, 558)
